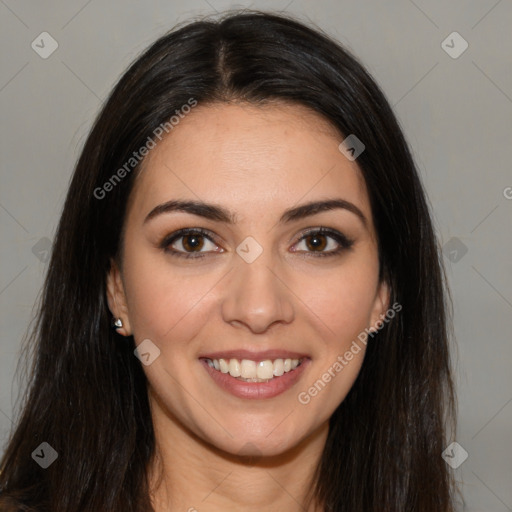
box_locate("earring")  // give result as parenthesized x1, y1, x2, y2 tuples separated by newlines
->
(112, 317, 123, 329)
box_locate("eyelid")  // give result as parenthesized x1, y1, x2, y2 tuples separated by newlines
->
(291, 227, 355, 258)
(295, 227, 354, 247)
(159, 227, 221, 254)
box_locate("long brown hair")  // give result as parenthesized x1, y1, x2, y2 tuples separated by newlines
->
(0, 10, 458, 511)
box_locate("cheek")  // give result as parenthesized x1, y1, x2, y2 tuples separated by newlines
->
(122, 249, 220, 344)
(293, 267, 377, 418)
(297, 260, 380, 347)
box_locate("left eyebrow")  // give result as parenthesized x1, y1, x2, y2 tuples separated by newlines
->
(144, 198, 367, 228)
(280, 199, 367, 228)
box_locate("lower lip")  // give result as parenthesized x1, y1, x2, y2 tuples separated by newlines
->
(200, 359, 310, 399)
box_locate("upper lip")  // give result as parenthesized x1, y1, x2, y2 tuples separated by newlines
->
(199, 349, 309, 361)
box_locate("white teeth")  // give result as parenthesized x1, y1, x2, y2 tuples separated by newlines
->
(257, 360, 274, 380)
(219, 359, 229, 373)
(228, 358, 241, 377)
(273, 359, 284, 376)
(241, 359, 257, 379)
(206, 357, 302, 381)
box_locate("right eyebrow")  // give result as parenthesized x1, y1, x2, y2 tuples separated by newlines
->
(144, 200, 237, 224)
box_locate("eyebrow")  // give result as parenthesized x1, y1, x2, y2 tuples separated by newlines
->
(144, 198, 367, 228)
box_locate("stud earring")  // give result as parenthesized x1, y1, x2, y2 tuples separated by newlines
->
(112, 317, 123, 329)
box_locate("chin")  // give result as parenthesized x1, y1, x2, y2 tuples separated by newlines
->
(199, 418, 315, 459)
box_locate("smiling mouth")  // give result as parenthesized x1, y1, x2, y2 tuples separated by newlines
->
(201, 357, 304, 382)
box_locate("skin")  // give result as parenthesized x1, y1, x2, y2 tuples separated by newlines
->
(107, 101, 389, 511)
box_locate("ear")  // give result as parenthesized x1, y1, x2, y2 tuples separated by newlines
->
(106, 258, 132, 336)
(368, 279, 391, 334)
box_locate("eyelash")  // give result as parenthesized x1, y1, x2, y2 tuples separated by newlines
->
(159, 227, 355, 260)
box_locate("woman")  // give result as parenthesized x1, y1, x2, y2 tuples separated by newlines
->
(0, 10, 459, 511)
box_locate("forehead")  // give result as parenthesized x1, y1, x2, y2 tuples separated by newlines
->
(127, 102, 371, 227)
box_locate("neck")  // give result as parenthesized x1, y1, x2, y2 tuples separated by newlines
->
(147, 394, 328, 512)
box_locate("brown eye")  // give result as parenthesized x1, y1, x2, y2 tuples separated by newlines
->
(293, 228, 355, 258)
(181, 233, 205, 252)
(160, 228, 222, 259)
(304, 233, 328, 252)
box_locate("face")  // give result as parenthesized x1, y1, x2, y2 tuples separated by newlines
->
(107, 102, 389, 457)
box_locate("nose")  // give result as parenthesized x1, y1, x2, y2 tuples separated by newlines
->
(221, 251, 295, 334)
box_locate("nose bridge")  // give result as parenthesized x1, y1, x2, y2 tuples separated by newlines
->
(221, 245, 294, 332)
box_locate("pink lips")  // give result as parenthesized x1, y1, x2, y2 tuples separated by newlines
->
(199, 351, 311, 400)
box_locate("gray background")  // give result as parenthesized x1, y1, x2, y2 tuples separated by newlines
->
(1, 1, 511, 510)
